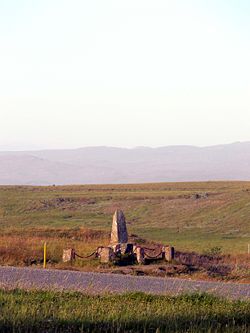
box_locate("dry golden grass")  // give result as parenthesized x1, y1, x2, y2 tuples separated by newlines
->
(0, 228, 249, 282)
(0, 228, 109, 268)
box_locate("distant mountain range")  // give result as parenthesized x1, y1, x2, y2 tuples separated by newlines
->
(1, 142, 250, 185)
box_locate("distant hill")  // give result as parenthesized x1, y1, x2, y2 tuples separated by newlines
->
(1, 142, 250, 185)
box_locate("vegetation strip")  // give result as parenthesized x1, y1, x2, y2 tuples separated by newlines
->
(0, 289, 249, 332)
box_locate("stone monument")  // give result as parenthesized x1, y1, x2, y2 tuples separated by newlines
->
(110, 209, 128, 245)
(62, 210, 175, 265)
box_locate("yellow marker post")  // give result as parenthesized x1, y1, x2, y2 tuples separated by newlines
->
(43, 242, 47, 269)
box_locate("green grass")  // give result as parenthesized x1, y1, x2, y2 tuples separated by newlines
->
(0, 182, 250, 254)
(0, 289, 249, 332)
(0, 183, 249, 332)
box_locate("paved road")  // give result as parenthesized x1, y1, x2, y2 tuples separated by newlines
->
(0, 266, 249, 300)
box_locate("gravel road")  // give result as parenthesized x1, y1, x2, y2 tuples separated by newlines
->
(0, 266, 249, 300)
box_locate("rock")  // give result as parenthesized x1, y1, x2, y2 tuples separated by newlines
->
(62, 249, 75, 263)
(99, 247, 114, 263)
(110, 210, 128, 245)
(111, 243, 121, 255)
(125, 243, 133, 254)
(163, 245, 175, 262)
(120, 243, 133, 255)
(136, 246, 145, 265)
(193, 192, 209, 200)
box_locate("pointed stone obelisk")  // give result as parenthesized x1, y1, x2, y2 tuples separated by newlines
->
(110, 210, 128, 245)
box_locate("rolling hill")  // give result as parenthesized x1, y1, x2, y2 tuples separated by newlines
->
(1, 142, 250, 185)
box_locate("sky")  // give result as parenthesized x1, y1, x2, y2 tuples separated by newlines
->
(0, 0, 249, 150)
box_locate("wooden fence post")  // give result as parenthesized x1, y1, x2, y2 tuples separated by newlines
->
(43, 242, 47, 269)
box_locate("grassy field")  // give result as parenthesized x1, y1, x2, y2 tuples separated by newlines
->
(0, 181, 250, 280)
(0, 289, 249, 332)
(1, 182, 250, 253)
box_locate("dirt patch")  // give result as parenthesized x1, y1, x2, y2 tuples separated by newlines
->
(25, 197, 97, 212)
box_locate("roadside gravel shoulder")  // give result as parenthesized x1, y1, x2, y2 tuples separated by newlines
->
(0, 266, 249, 300)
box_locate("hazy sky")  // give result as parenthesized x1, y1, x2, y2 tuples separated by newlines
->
(0, 0, 249, 150)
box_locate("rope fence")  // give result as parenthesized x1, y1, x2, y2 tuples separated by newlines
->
(71, 246, 165, 261)
(74, 248, 99, 259)
(144, 251, 163, 259)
